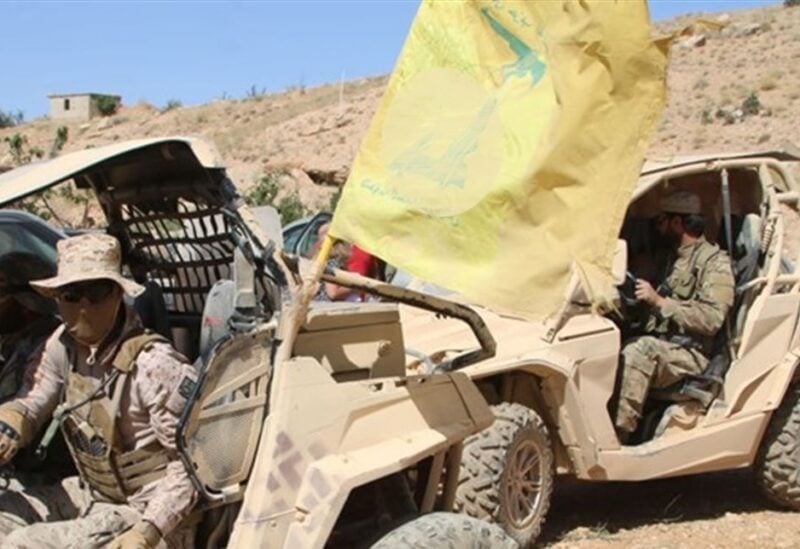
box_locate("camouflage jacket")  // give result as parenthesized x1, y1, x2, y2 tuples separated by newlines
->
(0, 315, 60, 403)
(648, 236, 735, 349)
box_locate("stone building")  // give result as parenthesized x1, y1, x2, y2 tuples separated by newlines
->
(48, 93, 121, 122)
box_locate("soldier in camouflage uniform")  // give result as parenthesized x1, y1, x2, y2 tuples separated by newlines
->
(0, 253, 59, 405)
(615, 191, 735, 438)
(0, 234, 199, 548)
(0, 253, 70, 485)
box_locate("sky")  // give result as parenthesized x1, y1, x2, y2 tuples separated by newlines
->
(0, 0, 778, 120)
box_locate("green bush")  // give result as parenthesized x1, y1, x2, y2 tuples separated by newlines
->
(0, 109, 23, 128)
(4, 133, 43, 165)
(245, 171, 307, 225)
(95, 95, 120, 116)
(49, 126, 68, 158)
(277, 194, 306, 225)
(162, 99, 182, 112)
(742, 92, 761, 115)
(785, 0, 799, 7)
(245, 172, 281, 207)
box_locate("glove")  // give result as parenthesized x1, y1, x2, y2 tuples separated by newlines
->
(107, 521, 162, 549)
(0, 408, 26, 466)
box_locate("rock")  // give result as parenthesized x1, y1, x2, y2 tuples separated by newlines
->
(677, 34, 707, 49)
(739, 23, 763, 36)
(716, 13, 731, 24)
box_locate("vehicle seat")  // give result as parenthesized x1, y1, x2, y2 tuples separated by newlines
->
(650, 346, 729, 408)
(133, 280, 173, 342)
(198, 279, 236, 360)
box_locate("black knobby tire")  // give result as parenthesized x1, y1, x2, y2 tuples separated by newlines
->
(369, 512, 517, 549)
(755, 381, 800, 509)
(455, 402, 554, 547)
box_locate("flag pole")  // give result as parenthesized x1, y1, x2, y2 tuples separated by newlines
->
(273, 234, 334, 364)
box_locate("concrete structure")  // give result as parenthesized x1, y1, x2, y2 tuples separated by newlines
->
(48, 93, 121, 122)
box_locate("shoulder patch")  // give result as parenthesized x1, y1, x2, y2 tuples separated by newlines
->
(178, 376, 197, 400)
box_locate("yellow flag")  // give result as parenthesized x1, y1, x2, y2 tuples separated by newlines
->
(330, 0, 667, 320)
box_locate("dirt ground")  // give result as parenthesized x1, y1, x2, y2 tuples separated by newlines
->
(542, 471, 800, 548)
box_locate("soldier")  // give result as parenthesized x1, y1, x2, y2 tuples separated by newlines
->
(0, 234, 198, 548)
(0, 253, 59, 404)
(615, 190, 735, 440)
(0, 252, 69, 483)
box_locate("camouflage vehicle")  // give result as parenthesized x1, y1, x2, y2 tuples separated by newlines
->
(0, 137, 516, 548)
(399, 149, 800, 546)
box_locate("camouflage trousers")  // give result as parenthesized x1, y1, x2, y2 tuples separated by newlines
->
(0, 475, 140, 548)
(615, 336, 707, 434)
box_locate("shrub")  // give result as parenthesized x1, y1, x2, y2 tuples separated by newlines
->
(95, 95, 120, 116)
(277, 194, 306, 225)
(4, 133, 43, 165)
(701, 108, 713, 125)
(245, 171, 307, 225)
(760, 76, 778, 91)
(245, 85, 266, 100)
(0, 109, 23, 129)
(742, 92, 761, 115)
(785, 0, 799, 7)
(245, 172, 281, 207)
(49, 126, 68, 158)
(162, 99, 182, 112)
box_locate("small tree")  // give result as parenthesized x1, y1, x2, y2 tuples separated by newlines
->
(4, 133, 43, 165)
(245, 171, 308, 225)
(785, 0, 799, 7)
(95, 95, 120, 116)
(0, 109, 23, 129)
(742, 92, 761, 116)
(162, 99, 182, 112)
(245, 172, 281, 206)
(277, 194, 306, 225)
(49, 126, 68, 158)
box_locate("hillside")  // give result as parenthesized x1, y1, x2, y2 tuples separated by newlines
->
(1, 3, 799, 226)
(1, 4, 800, 547)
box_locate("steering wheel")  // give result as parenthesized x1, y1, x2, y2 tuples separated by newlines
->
(618, 271, 638, 308)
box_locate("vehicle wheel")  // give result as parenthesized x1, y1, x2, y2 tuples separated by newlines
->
(369, 512, 517, 549)
(455, 402, 554, 547)
(755, 382, 800, 510)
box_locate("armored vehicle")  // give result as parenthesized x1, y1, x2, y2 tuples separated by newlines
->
(0, 137, 514, 548)
(399, 149, 800, 546)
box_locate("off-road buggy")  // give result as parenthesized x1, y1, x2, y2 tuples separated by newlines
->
(399, 149, 800, 546)
(0, 137, 516, 548)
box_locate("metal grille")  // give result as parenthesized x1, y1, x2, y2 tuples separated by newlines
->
(184, 327, 272, 493)
(119, 198, 235, 314)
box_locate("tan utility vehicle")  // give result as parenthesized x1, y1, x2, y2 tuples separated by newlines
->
(399, 149, 800, 546)
(0, 137, 516, 548)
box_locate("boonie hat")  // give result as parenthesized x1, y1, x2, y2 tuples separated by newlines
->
(660, 190, 701, 215)
(31, 234, 144, 298)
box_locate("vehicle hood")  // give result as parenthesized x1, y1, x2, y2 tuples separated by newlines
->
(0, 137, 224, 207)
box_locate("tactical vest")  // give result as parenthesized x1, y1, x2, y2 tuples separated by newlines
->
(60, 332, 171, 503)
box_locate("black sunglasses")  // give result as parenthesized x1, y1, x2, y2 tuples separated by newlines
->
(57, 280, 117, 304)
